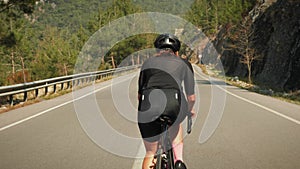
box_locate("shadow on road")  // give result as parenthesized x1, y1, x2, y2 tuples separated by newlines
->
(196, 80, 227, 86)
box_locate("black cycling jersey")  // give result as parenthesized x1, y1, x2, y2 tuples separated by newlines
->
(137, 51, 195, 142)
(138, 52, 195, 96)
(181, 57, 194, 74)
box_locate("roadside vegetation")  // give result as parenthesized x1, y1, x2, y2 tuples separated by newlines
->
(0, 0, 255, 85)
(200, 64, 300, 105)
(1, 0, 298, 109)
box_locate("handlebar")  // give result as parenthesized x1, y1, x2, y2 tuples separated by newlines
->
(187, 112, 192, 134)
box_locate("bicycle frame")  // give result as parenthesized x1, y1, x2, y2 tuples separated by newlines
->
(155, 121, 175, 169)
(155, 113, 192, 169)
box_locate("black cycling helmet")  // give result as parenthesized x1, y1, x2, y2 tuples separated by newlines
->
(154, 33, 181, 52)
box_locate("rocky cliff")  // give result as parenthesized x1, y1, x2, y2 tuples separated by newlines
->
(219, 0, 300, 91)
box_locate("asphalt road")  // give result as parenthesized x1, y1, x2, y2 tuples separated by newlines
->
(0, 67, 300, 169)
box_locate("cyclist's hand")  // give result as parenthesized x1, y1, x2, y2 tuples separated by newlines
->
(191, 108, 196, 118)
(150, 158, 156, 169)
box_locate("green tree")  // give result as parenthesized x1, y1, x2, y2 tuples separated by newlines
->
(32, 26, 77, 80)
(88, 0, 142, 33)
(0, 0, 36, 14)
(227, 15, 261, 84)
(0, 0, 37, 85)
(86, 0, 147, 69)
(185, 0, 255, 37)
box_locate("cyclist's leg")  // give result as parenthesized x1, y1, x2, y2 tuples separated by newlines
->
(142, 139, 158, 169)
(138, 121, 162, 169)
(169, 124, 184, 163)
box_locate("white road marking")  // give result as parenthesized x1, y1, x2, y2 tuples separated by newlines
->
(194, 70, 300, 125)
(131, 67, 300, 169)
(0, 100, 74, 132)
(0, 74, 136, 132)
(223, 89, 300, 125)
(131, 144, 145, 169)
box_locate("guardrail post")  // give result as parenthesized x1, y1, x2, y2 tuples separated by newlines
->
(35, 89, 39, 98)
(53, 84, 57, 93)
(72, 80, 75, 88)
(9, 95, 13, 106)
(0, 66, 140, 108)
(24, 92, 28, 102)
(67, 81, 70, 89)
(45, 86, 48, 95)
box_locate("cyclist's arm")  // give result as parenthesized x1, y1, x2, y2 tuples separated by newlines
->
(184, 62, 196, 115)
(138, 67, 146, 101)
(187, 94, 196, 116)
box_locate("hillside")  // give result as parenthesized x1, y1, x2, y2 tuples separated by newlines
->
(35, 0, 111, 31)
(0, 0, 255, 86)
(7, 0, 300, 94)
(217, 0, 300, 92)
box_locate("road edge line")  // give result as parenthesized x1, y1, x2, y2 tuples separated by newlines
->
(194, 69, 300, 125)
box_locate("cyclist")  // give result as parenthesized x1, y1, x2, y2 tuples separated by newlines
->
(138, 34, 196, 169)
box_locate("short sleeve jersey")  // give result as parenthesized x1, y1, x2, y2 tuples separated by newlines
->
(138, 52, 195, 96)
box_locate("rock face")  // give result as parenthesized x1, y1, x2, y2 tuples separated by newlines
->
(252, 0, 300, 91)
(219, 0, 300, 91)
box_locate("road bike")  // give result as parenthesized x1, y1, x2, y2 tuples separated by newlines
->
(154, 112, 192, 169)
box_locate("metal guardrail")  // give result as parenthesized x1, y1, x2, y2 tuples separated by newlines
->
(0, 65, 139, 106)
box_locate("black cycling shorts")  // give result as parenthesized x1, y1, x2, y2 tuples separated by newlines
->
(138, 88, 185, 142)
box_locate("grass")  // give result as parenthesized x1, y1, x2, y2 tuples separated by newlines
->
(225, 77, 300, 105)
